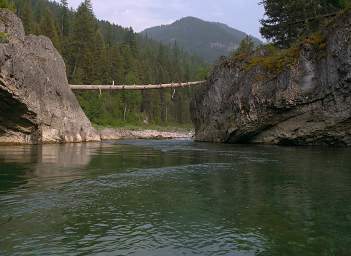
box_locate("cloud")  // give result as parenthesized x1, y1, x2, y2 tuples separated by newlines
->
(65, 0, 264, 39)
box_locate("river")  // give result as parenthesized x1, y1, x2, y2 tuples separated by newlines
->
(0, 140, 350, 255)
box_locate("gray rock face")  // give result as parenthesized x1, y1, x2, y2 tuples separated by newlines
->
(191, 11, 351, 146)
(0, 9, 100, 144)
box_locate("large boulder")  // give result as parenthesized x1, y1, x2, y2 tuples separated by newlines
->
(191, 11, 351, 146)
(0, 9, 100, 144)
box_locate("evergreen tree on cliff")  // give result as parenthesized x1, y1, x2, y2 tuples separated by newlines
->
(260, 0, 350, 47)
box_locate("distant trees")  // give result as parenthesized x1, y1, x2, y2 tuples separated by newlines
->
(39, 7, 61, 50)
(260, 0, 350, 47)
(59, 0, 69, 36)
(69, 0, 99, 84)
(0, 0, 15, 11)
(16, 0, 33, 34)
(12, 0, 207, 127)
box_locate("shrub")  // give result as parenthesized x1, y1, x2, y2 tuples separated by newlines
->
(231, 36, 256, 62)
(304, 32, 327, 51)
(245, 44, 300, 77)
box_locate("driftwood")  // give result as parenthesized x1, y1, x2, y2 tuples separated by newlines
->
(70, 81, 206, 91)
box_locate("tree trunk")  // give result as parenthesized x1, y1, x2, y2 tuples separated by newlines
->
(123, 104, 127, 121)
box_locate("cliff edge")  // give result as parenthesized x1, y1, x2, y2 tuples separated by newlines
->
(0, 9, 100, 144)
(191, 10, 351, 146)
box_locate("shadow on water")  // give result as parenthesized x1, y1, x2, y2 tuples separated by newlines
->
(0, 140, 351, 256)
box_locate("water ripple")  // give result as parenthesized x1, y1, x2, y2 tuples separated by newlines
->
(1, 140, 351, 255)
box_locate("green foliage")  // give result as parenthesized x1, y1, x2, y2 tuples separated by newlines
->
(331, 0, 351, 8)
(219, 1, 335, 80)
(245, 45, 300, 78)
(231, 36, 257, 62)
(228, 32, 326, 81)
(39, 7, 61, 50)
(0, 0, 16, 12)
(14, 0, 208, 127)
(59, 0, 69, 36)
(303, 32, 327, 52)
(0, 32, 9, 43)
(16, 0, 33, 34)
(195, 66, 210, 80)
(260, 0, 349, 48)
(220, 29, 328, 83)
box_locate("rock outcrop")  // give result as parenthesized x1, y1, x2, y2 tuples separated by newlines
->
(191, 11, 351, 146)
(0, 9, 100, 144)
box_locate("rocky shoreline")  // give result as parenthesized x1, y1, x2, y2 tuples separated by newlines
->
(99, 128, 193, 141)
(0, 128, 193, 145)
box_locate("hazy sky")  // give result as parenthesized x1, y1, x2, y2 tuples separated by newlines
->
(65, 0, 265, 39)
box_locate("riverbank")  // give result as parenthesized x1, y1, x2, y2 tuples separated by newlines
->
(0, 127, 194, 145)
(99, 128, 194, 140)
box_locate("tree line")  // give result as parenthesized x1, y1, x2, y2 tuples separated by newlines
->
(10, 0, 208, 127)
(7, 0, 347, 127)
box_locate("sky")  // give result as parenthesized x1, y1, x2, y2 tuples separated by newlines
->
(65, 0, 265, 39)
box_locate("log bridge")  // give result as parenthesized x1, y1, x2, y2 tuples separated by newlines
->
(70, 81, 206, 91)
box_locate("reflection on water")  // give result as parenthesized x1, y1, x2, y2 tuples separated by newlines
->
(0, 140, 351, 256)
(0, 143, 98, 189)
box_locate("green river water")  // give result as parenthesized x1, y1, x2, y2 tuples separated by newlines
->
(0, 140, 350, 256)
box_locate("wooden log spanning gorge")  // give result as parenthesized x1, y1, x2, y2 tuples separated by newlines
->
(70, 81, 206, 91)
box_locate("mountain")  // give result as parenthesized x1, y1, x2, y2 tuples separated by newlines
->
(141, 17, 262, 63)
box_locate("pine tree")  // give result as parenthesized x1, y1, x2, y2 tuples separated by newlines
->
(260, 0, 348, 47)
(232, 36, 255, 57)
(70, 0, 97, 83)
(39, 8, 61, 50)
(124, 27, 137, 56)
(108, 45, 124, 83)
(19, 0, 33, 34)
(92, 31, 108, 83)
(60, 0, 69, 36)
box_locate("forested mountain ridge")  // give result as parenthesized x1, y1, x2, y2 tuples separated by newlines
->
(141, 16, 262, 63)
(12, 0, 208, 127)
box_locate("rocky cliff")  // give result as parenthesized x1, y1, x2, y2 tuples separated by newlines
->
(0, 10, 100, 144)
(191, 11, 351, 146)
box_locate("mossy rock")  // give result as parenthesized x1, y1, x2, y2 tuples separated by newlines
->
(0, 32, 9, 43)
(245, 45, 300, 77)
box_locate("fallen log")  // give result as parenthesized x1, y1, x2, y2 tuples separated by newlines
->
(70, 81, 206, 91)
